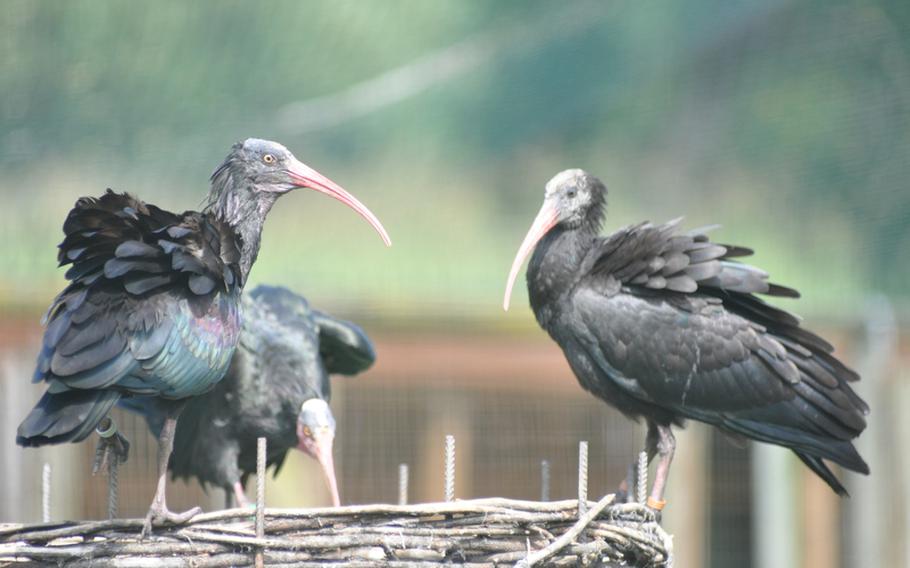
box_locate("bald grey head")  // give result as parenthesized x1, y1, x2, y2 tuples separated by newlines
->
(503, 168, 607, 310)
(204, 139, 300, 224)
(295, 398, 341, 506)
(202, 138, 391, 281)
(544, 168, 606, 230)
(297, 398, 336, 439)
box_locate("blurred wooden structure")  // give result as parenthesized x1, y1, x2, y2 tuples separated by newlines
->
(0, 496, 672, 567)
(1, 312, 908, 568)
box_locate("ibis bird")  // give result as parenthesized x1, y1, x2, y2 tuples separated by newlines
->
(17, 139, 390, 534)
(503, 169, 868, 510)
(118, 284, 375, 508)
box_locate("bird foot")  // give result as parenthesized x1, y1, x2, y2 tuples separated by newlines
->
(92, 419, 130, 476)
(140, 504, 202, 538)
(614, 488, 633, 504)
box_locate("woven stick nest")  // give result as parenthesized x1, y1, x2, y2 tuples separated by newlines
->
(0, 495, 672, 567)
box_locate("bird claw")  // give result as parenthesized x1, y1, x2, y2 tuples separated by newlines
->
(92, 419, 130, 476)
(614, 488, 629, 504)
(140, 505, 202, 538)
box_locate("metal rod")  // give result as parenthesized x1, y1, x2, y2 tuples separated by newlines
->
(444, 435, 455, 502)
(107, 451, 119, 520)
(255, 437, 266, 568)
(41, 463, 51, 523)
(637, 450, 648, 505)
(398, 463, 409, 506)
(540, 460, 550, 502)
(578, 441, 588, 517)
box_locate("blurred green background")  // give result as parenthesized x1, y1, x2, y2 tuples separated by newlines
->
(1, 2, 909, 568)
(1, 0, 908, 319)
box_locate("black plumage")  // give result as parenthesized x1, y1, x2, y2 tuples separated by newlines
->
(17, 139, 389, 533)
(503, 169, 868, 507)
(120, 284, 375, 507)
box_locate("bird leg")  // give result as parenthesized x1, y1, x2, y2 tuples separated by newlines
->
(646, 422, 676, 513)
(141, 402, 201, 538)
(223, 482, 251, 509)
(616, 463, 637, 504)
(233, 481, 251, 508)
(92, 417, 130, 476)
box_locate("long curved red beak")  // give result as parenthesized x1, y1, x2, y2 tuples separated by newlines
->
(503, 200, 559, 311)
(286, 158, 392, 247)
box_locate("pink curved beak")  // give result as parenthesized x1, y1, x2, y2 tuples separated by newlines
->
(287, 157, 392, 247)
(503, 200, 559, 311)
(297, 427, 341, 507)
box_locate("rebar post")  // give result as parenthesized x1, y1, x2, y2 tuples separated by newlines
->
(255, 437, 266, 568)
(540, 459, 551, 502)
(398, 463, 409, 506)
(637, 450, 648, 505)
(444, 435, 455, 502)
(107, 451, 119, 520)
(41, 463, 51, 523)
(578, 441, 588, 516)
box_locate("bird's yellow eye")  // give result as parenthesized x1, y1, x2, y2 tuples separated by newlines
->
(263, 154, 275, 164)
(303, 426, 312, 437)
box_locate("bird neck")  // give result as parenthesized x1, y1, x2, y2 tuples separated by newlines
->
(527, 221, 599, 316)
(203, 182, 279, 284)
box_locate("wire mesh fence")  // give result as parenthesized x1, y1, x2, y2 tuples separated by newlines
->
(1, 317, 907, 567)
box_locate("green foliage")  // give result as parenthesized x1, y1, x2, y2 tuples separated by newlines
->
(0, 0, 907, 319)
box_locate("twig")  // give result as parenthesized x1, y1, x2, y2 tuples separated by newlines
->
(517, 493, 615, 568)
(1, 496, 670, 567)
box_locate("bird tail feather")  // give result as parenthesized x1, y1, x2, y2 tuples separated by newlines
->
(17, 389, 121, 447)
(722, 417, 868, 494)
(794, 451, 851, 497)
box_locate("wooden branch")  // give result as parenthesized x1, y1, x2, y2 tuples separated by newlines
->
(0, 495, 670, 567)
(517, 493, 615, 567)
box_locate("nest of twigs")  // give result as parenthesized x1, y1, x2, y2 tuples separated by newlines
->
(0, 495, 671, 567)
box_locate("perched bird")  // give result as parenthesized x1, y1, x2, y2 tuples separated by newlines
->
(503, 169, 868, 510)
(17, 139, 390, 534)
(119, 284, 375, 508)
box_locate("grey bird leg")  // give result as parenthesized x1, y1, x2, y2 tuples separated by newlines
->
(92, 417, 130, 476)
(646, 422, 675, 513)
(141, 401, 201, 537)
(224, 487, 235, 510)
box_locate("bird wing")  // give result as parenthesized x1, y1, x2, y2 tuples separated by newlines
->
(244, 285, 328, 399)
(312, 310, 376, 376)
(571, 289, 867, 474)
(574, 220, 868, 479)
(590, 218, 798, 298)
(35, 190, 242, 396)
